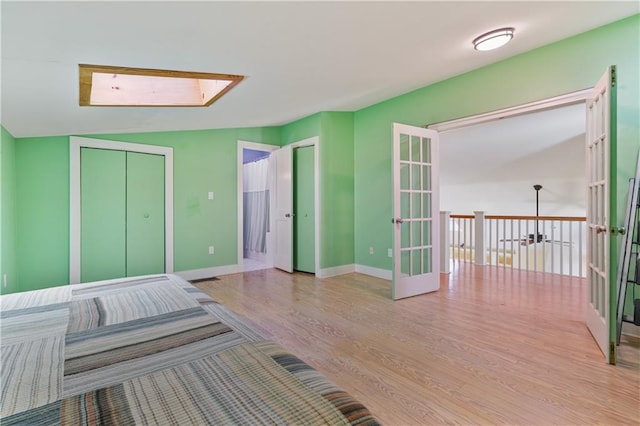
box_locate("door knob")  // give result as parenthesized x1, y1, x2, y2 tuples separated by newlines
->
(595, 225, 607, 234)
(610, 227, 626, 235)
(392, 218, 404, 224)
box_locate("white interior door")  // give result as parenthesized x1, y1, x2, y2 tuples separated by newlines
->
(585, 66, 616, 363)
(273, 145, 293, 272)
(392, 123, 440, 300)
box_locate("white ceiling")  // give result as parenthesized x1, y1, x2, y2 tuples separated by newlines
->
(1, 1, 638, 138)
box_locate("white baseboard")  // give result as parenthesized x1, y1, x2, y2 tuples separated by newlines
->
(317, 264, 355, 278)
(622, 322, 640, 338)
(176, 264, 242, 281)
(355, 264, 392, 280)
(177, 262, 393, 281)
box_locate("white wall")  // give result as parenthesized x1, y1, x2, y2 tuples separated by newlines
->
(439, 104, 586, 217)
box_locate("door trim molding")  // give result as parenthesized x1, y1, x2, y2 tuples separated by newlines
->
(428, 88, 591, 132)
(69, 136, 174, 284)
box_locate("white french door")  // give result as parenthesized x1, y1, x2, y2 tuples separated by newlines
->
(392, 123, 440, 300)
(273, 145, 293, 272)
(585, 66, 616, 363)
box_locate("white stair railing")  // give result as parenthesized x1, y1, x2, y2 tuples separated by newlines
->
(446, 212, 587, 277)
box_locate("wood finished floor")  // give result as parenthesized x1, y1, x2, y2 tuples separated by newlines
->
(195, 263, 640, 425)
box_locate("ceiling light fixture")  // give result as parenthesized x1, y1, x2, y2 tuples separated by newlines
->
(79, 64, 244, 107)
(472, 27, 515, 51)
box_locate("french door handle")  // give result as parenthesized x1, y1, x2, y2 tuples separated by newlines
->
(285, 213, 295, 218)
(595, 225, 607, 234)
(392, 218, 404, 224)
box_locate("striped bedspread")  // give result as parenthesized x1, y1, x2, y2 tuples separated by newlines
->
(0, 274, 379, 425)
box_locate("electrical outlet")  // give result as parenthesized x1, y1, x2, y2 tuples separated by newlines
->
(208, 192, 214, 200)
(208, 246, 215, 255)
(369, 247, 374, 255)
(388, 248, 393, 258)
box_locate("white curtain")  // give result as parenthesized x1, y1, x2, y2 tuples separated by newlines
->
(243, 158, 270, 256)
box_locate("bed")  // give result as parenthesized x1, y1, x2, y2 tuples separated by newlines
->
(0, 274, 379, 425)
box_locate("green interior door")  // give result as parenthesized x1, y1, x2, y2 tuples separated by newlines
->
(81, 148, 126, 282)
(81, 148, 165, 282)
(126, 152, 165, 277)
(293, 146, 315, 273)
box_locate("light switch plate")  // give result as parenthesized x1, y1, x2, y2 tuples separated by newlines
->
(208, 192, 214, 200)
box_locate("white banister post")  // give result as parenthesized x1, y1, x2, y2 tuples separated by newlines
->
(474, 211, 486, 265)
(440, 211, 451, 273)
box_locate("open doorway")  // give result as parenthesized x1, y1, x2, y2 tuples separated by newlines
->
(430, 72, 626, 364)
(237, 141, 279, 272)
(242, 147, 273, 271)
(439, 102, 587, 275)
(237, 139, 319, 275)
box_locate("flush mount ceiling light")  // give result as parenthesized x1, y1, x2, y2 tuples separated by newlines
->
(79, 64, 244, 107)
(472, 27, 515, 51)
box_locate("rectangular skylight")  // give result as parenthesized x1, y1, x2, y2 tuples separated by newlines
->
(79, 64, 244, 107)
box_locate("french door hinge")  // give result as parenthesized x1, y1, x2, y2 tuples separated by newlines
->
(611, 67, 617, 87)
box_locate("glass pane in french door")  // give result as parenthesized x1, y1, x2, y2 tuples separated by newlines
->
(399, 133, 434, 276)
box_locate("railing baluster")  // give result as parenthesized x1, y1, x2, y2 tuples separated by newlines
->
(502, 219, 507, 266)
(560, 222, 564, 276)
(510, 219, 514, 270)
(469, 217, 473, 261)
(542, 220, 546, 273)
(551, 220, 555, 274)
(462, 217, 467, 261)
(455, 217, 459, 262)
(485, 219, 493, 265)
(459, 217, 463, 261)
(579, 221, 583, 277)
(451, 217, 455, 262)
(451, 217, 455, 263)
(525, 219, 530, 271)
(495, 218, 500, 266)
(569, 221, 574, 276)
(534, 219, 539, 272)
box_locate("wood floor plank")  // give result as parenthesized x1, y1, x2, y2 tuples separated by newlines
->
(195, 263, 640, 425)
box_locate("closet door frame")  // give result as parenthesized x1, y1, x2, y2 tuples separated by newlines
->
(70, 136, 174, 284)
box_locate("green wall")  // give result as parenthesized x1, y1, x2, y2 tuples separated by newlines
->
(320, 112, 355, 268)
(8, 109, 355, 292)
(1, 126, 18, 294)
(353, 14, 640, 272)
(16, 136, 71, 291)
(11, 128, 280, 292)
(281, 111, 355, 269)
